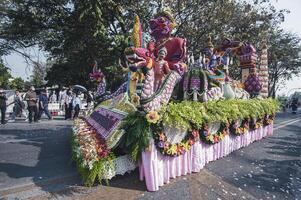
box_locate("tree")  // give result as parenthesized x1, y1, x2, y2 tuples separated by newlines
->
(1, 0, 299, 95)
(268, 29, 301, 98)
(0, 59, 12, 89)
(9, 77, 25, 90)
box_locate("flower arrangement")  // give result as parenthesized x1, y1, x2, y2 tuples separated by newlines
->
(199, 122, 229, 144)
(263, 113, 275, 126)
(229, 119, 250, 136)
(72, 119, 115, 186)
(249, 117, 263, 130)
(154, 129, 200, 156)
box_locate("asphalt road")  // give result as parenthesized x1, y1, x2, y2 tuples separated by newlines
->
(0, 111, 300, 200)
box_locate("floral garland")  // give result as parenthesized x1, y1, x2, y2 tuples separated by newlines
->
(263, 113, 275, 126)
(199, 122, 229, 144)
(249, 117, 263, 131)
(154, 129, 200, 157)
(229, 119, 250, 136)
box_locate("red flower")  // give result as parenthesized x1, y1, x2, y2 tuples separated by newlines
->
(213, 135, 219, 143)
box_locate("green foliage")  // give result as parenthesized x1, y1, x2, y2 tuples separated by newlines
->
(162, 99, 279, 130)
(9, 77, 25, 90)
(0, 59, 12, 89)
(268, 29, 301, 97)
(120, 111, 152, 161)
(162, 101, 206, 130)
(71, 134, 116, 187)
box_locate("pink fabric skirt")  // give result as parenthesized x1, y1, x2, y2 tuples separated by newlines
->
(139, 124, 273, 191)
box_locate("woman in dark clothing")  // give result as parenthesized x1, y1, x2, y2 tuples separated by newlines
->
(0, 90, 7, 124)
(64, 90, 73, 120)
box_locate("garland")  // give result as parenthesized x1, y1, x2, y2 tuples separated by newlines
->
(154, 129, 199, 156)
(199, 122, 229, 144)
(263, 113, 275, 126)
(249, 118, 263, 131)
(229, 118, 250, 136)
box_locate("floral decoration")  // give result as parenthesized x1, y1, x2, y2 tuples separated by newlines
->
(263, 113, 275, 126)
(154, 129, 200, 157)
(73, 118, 111, 170)
(249, 118, 263, 130)
(199, 122, 229, 144)
(146, 111, 160, 123)
(230, 119, 250, 136)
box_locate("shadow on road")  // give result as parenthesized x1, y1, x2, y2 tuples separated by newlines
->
(0, 122, 81, 198)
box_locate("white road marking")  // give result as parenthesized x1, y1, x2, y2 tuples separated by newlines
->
(274, 118, 301, 131)
(274, 117, 301, 127)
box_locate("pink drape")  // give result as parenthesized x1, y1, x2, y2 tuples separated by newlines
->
(139, 124, 273, 191)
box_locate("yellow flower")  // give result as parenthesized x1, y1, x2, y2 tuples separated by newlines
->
(146, 111, 160, 123)
(219, 133, 225, 140)
(181, 141, 190, 151)
(131, 94, 140, 106)
(207, 135, 214, 142)
(167, 144, 178, 155)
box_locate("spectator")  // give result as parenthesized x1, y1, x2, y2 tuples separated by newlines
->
(64, 90, 73, 120)
(0, 89, 7, 125)
(49, 91, 57, 102)
(25, 86, 38, 123)
(59, 89, 67, 110)
(8, 90, 26, 122)
(291, 98, 298, 114)
(72, 93, 81, 119)
(38, 90, 52, 120)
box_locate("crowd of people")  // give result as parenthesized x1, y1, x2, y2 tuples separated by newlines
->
(0, 86, 85, 125)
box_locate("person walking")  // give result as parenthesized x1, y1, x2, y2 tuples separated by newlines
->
(38, 90, 52, 120)
(8, 90, 26, 122)
(25, 86, 38, 123)
(64, 90, 73, 120)
(72, 93, 81, 119)
(0, 89, 7, 125)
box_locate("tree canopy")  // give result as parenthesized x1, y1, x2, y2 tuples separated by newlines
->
(1, 0, 300, 96)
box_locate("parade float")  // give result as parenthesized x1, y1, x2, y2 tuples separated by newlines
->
(71, 10, 279, 191)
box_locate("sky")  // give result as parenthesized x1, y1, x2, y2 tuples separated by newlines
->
(3, 0, 301, 96)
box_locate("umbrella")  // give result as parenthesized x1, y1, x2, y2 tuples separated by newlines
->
(73, 85, 87, 93)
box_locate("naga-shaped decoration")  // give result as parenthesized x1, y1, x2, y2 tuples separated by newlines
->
(124, 10, 187, 111)
(90, 61, 127, 104)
